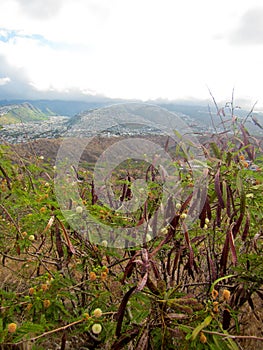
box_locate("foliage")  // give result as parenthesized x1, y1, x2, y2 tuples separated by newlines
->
(0, 97, 263, 349)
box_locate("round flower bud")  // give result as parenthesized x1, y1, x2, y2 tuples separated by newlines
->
(205, 218, 210, 224)
(199, 332, 207, 344)
(213, 301, 219, 313)
(28, 235, 35, 241)
(43, 299, 51, 308)
(222, 289, 231, 302)
(175, 203, 182, 210)
(93, 308, 102, 318)
(160, 227, 168, 234)
(92, 323, 102, 334)
(75, 206, 83, 214)
(29, 287, 35, 295)
(100, 240, 108, 247)
(180, 213, 187, 219)
(100, 272, 107, 281)
(8, 323, 17, 333)
(211, 289, 219, 300)
(41, 283, 48, 292)
(89, 272, 97, 281)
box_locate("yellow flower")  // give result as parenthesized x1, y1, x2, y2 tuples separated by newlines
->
(21, 231, 28, 238)
(43, 299, 51, 308)
(222, 289, 231, 302)
(211, 289, 219, 300)
(75, 206, 83, 214)
(41, 283, 48, 292)
(199, 332, 207, 344)
(92, 323, 102, 334)
(100, 271, 107, 281)
(101, 240, 108, 247)
(180, 213, 187, 219)
(8, 323, 17, 333)
(243, 161, 249, 168)
(29, 287, 35, 296)
(213, 301, 219, 313)
(175, 203, 182, 210)
(83, 313, 89, 320)
(93, 308, 103, 318)
(89, 272, 97, 281)
(160, 227, 168, 234)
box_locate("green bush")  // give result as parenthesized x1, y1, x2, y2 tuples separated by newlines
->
(0, 100, 263, 349)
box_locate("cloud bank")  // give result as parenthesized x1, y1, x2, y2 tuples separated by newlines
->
(0, 0, 262, 107)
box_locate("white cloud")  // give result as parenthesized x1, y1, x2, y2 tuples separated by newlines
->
(229, 7, 263, 46)
(15, 0, 65, 19)
(0, 76, 11, 85)
(0, 0, 262, 105)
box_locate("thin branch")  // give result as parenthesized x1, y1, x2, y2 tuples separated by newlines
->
(0, 252, 27, 262)
(6, 319, 84, 345)
(0, 164, 12, 190)
(242, 101, 258, 126)
(207, 87, 226, 131)
(208, 104, 217, 134)
(0, 204, 21, 234)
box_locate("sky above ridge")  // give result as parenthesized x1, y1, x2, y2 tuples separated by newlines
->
(0, 0, 263, 108)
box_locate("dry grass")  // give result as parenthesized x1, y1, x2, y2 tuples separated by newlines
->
(236, 290, 263, 349)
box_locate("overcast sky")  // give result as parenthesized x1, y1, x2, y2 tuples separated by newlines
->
(0, 0, 263, 107)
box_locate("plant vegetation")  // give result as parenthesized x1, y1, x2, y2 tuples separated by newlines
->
(0, 97, 263, 349)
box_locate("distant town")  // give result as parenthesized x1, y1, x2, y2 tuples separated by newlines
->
(0, 100, 263, 144)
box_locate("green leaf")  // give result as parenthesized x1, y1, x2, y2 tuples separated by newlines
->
(190, 315, 213, 340)
(210, 142, 221, 159)
(210, 275, 235, 293)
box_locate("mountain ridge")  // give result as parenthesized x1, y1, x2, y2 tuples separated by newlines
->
(0, 102, 55, 124)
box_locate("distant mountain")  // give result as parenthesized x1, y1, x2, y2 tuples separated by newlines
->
(1, 98, 262, 138)
(0, 102, 55, 124)
(0, 98, 215, 122)
(0, 98, 122, 117)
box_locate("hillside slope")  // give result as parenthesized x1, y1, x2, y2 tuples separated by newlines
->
(0, 102, 56, 124)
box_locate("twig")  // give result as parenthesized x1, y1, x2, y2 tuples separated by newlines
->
(0, 252, 27, 262)
(241, 100, 258, 126)
(6, 312, 116, 346)
(6, 319, 84, 345)
(208, 104, 217, 134)
(0, 164, 12, 190)
(207, 87, 226, 131)
(0, 204, 21, 234)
